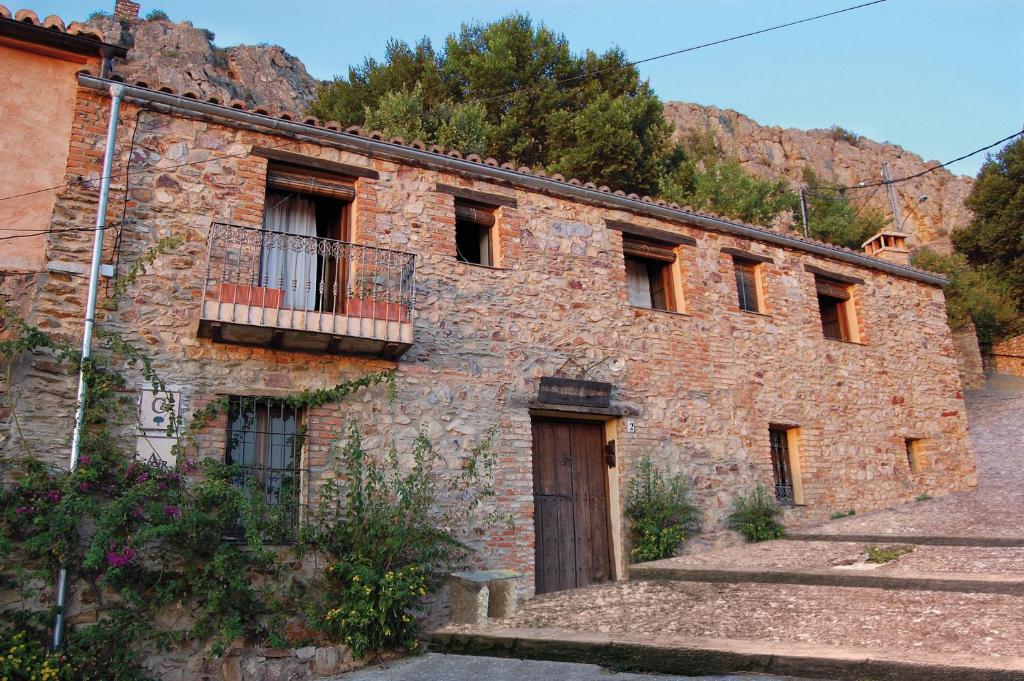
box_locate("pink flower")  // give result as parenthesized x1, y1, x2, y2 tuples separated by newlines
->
(106, 547, 136, 568)
(163, 505, 180, 518)
(79, 455, 91, 466)
(77, 482, 90, 493)
(46, 489, 62, 503)
(15, 506, 32, 516)
(137, 471, 149, 483)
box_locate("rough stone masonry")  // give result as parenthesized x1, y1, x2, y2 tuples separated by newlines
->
(3, 76, 976, 591)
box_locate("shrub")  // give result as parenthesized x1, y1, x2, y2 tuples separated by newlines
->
(915, 493, 932, 502)
(728, 484, 784, 542)
(303, 424, 497, 657)
(830, 509, 855, 519)
(145, 9, 169, 21)
(829, 125, 861, 146)
(623, 457, 700, 563)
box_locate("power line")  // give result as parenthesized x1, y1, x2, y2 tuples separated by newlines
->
(0, 1, 888, 205)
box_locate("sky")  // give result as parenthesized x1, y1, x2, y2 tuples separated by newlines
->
(31, 0, 1024, 177)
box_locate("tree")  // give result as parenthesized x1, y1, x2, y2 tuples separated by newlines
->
(911, 249, 1021, 351)
(310, 14, 673, 195)
(953, 136, 1024, 314)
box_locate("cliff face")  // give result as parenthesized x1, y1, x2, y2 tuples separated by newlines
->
(85, 15, 318, 113)
(664, 102, 973, 251)
(84, 15, 972, 251)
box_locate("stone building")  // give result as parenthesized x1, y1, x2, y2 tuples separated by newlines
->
(0, 8, 976, 596)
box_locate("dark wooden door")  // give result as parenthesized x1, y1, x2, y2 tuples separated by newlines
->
(532, 419, 612, 594)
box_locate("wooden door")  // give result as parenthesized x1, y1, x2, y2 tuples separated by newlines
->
(532, 419, 612, 594)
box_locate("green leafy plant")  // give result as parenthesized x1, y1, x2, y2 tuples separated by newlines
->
(828, 125, 862, 146)
(865, 545, 913, 563)
(623, 456, 700, 563)
(304, 425, 497, 656)
(915, 493, 932, 502)
(830, 509, 856, 519)
(727, 484, 785, 542)
(144, 9, 169, 21)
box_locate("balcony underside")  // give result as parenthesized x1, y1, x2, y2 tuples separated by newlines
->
(197, 301, 413, 360)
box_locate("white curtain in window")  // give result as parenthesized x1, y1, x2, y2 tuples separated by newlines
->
(625, 257, 653, 308)
(262, 192, 318, 310)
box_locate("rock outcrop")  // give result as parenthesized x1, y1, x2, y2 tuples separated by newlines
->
(85, 14, 318, 112)
(665, 102, 973, 251)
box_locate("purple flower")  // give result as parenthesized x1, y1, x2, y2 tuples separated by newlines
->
(137, 471, 149, 483)
(46, 489, 62, 503)
(158, 481, 167, 490)
(131, 506, 146, 520)
(163, 505, 180, 518)
(78, 482, 90, 493)
(106, 547, 136, 568)
(79, 455, 91, 466)
(183, 458, 198, 473)
(15, 506, 32, 516)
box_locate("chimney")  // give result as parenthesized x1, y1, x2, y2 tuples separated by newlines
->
(114, 0, 141, 20)
(862, 230, 911, 267)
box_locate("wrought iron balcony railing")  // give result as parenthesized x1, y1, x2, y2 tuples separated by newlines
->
(198, 223, 416, 358)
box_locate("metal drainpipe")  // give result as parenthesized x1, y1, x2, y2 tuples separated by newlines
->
(51, 82, 126, 651)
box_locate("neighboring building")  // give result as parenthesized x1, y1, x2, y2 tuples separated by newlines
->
(0, 10, 976, 596)
(0, 7, 124, 291)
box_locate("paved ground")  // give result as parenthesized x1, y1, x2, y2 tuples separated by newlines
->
(338, 653, 805, 680)
(792, 374, 1024, 539)
(649, 540, 1024, 574)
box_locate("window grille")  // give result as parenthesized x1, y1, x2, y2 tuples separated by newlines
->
(225, 397, 305, 542)
(769, 426, 795, 506)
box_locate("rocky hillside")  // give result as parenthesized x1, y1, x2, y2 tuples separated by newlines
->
(86, 13, 972, 250)
(665, 103, 973, 250)
(85, 14, 317, 113)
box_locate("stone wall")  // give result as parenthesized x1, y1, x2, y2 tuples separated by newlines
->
(951, 321, 986, 389)
(992, 334, 1024, 377)
(7, 87, 977, 596)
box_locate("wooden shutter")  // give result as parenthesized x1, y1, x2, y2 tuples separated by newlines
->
(454, 202, 496, 227)
(267, 168, 355, 201)
(734, 259, 759, 312)
(815, 277, 851, 300)
(622, 237, 676, 262)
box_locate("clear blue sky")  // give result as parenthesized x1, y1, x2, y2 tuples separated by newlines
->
(34, 0, 1024, 176)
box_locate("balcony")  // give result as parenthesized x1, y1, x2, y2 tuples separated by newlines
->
(198, 223, 415, 359)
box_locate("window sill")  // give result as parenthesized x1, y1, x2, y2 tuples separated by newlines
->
(453, 258, 508, 272)
(630, 305, 691, 318)
(823, 337, 867, 347)
(737, 309, 772, 318)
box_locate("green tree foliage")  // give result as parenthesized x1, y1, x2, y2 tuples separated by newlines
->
(311, 15, 672, 195)
(911, 248, 1021, 351)
(953, 136, 1024, 315)
(801, 168, 888, 249)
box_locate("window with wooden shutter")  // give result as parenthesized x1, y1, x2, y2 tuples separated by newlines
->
(622, 237, 677, 311)
(733, 259, 760, 312)
(815, 276, 854, 341)
(454, 200, 496, 266)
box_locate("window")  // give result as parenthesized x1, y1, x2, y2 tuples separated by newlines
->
(454, 200, 496, 266)
(815, 277, 855, 341)
(769, 426, 803, 506)
(734, 259, 761, 313)
(905, 438, 924, 473)
(225, 397, 305, 541)
(623, 237, 678, 311)
(262, 164, 351, 312)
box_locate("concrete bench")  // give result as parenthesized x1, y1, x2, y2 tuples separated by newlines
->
(447, 569, 522, 625)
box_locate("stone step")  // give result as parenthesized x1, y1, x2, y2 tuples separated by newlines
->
(782, 532, 1024, 547)
(628, 563, 1024, 595)
(424, 626, 1024, 681)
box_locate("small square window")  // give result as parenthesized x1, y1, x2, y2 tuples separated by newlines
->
(622, 237, 678, 311)
(905, 438, 924, 473)
(455, 201, 495, 267)
(815, 277, 855, 341)
(733, 259, 761, 313)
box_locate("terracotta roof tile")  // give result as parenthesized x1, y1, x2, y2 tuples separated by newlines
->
(2, 6, 106, 41)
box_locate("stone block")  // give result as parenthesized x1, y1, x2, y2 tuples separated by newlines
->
(487, 577, 519, 618)
(446, 575, 489, 625)
(294, 645, 316, 660)
(312, 645, 351, 676)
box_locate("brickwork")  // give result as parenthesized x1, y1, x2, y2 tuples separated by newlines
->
(3, 88, 977, 590)
(992, 334, 1024, 377)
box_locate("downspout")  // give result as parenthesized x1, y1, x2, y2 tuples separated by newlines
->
(52, 82, 126, 651)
